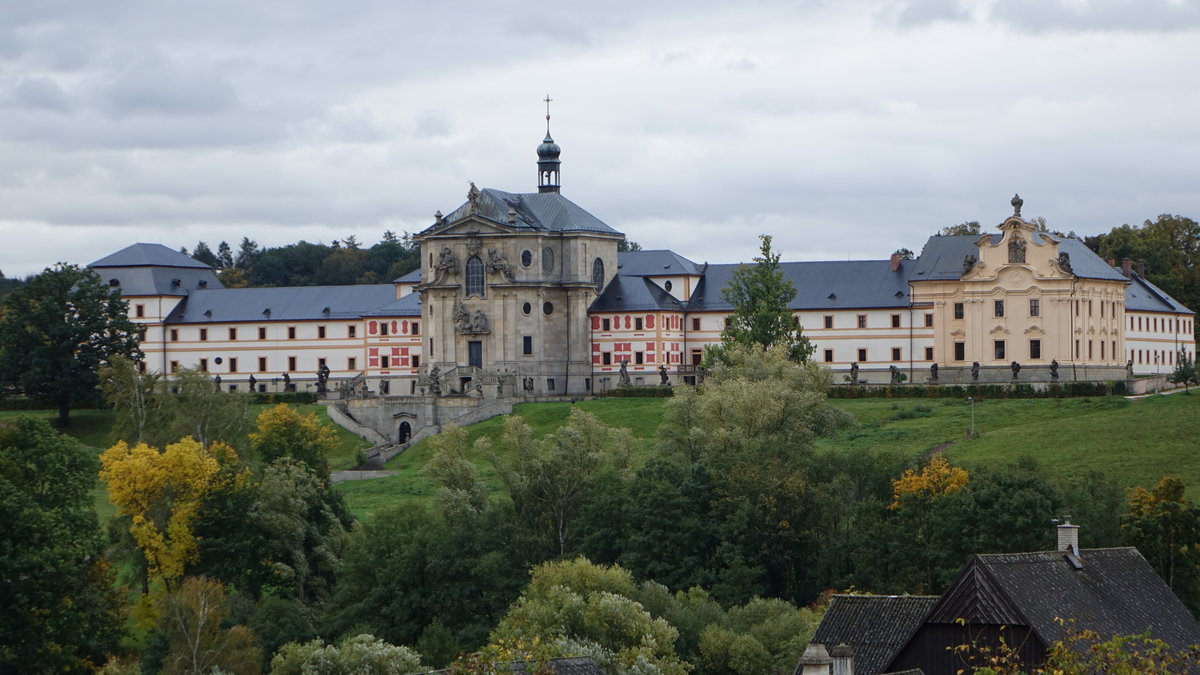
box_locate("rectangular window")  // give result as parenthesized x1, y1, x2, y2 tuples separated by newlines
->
(348, 357, 357, 370)
(258, 357, 267, 372)
(891, 314, 901, 328)
(523, 336, 533, 355)
(170, 360, 179, 373)
(348, 325, 357, 338)
(994, 300, 1005, 318)
(925, 347, 934, 361)
(199, 328, 208, 341)
(635, 352, 644, 365)
(547, 378, 556, 391)
(1101, 341, 1105, 360)
(1029, 299, 1040, 317)
(994, 340, 1006, 360)
(228, 327, 237, 340)
(857, 315, 867, 329)
(170, 328, 179, 341)
(288, 326, 296, 339)
(380, 322, 389, 336)
(1088, 341, 1093, 359)
(288, 356, 297, 371)
(412, 322, 420, 335)
(318, 357, 326, 369)
(1089, 301, 1093, 317)
(138, 361, 146, 373)
(318, 326, 326, 339)
(1030, 339, 1041, 359)
(229, 357, 238, 372)
(954, 342, 965, 361)
(381, 355, 390, 369)
(635, 318, 643, 330)
(135, 304, 145, 318)
(691, 318, 700, 330)
(1101, 301, 1105, 317)
(602, 352, 612, 365)
(823, 349, 833, 363)
(724, 318, 732, 328)
(602, 318, 611, 331)
(792, 316, 799, 326)
(891, 347, 901, 361)
(199, 358, 208, 371)
(857, 348, 867, 362)
(954, 302, 964, 320)
(924, 313, 933, 327)
(412, 355, 420, 368)
(824, 315, 833, 329)
(259, 326, 267, 340)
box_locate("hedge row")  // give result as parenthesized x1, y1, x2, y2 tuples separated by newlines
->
(249, 392, 318, 405)
(827, 380, 1126, 399)
(602, 386, 676, 398)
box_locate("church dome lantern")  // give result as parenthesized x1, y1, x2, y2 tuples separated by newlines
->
(537, 95, 561, 193)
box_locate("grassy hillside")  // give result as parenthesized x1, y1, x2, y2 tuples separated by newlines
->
(336, 392, 1200, 520)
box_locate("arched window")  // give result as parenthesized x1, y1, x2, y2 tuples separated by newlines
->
(466, 256, 484, 297)
(592, 257, 604, 288)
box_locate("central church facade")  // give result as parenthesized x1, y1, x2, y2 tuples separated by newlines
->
(92, 129, 1195, 409)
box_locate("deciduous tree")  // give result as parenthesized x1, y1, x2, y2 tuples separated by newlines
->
(272, 634, 423, 675)
(0, 417, 126, 671)
(708, 235, 812, 364)
(1122, 477, 1200, 612)
(0, 263, 141, 425)
(157, 576, 262, 675)
(249, 403, 339, 475)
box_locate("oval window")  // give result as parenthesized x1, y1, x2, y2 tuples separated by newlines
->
(542, 247, 555, 273)
(522, 302, 532, 315)
(521, 250, 533, 267)
(664, 280, 673, 292)
(543, 302, 554, 316)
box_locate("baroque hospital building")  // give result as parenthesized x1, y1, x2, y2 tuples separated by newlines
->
(92, 131, 1195, 412)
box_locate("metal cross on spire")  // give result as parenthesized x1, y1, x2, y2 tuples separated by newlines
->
(544, 94, 553, 133)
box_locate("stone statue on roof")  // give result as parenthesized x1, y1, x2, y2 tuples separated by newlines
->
(1057, 252, 1073, 274)
(963, 254, 977, 276)
(1012, 193, 1023, 217)
(1009, 235, 1026, 264)
(467, 182, 481, 213)
(435, 246, 459, 278)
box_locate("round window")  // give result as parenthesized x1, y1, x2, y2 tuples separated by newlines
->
(522, 302, 532, 315)
(664, 280, 673, 292)
(521, 250, 532, 267)
(542, 247, 555, 273)
(543, 302, 554, 316)
(214, 357, 223, 365)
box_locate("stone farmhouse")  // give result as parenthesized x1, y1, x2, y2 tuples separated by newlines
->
(89, 128, 1195, 441)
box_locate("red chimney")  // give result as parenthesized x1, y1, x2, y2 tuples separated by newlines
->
(1107, 257, 1116, 267)
(890, 253, 901, 273)
(1121, 258, 1133, 277)
(1137, 260, 1146, 278)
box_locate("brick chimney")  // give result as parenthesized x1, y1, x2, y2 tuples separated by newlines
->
(1057, 519, 1080, 557)
(1107, 257, 1116, 267)
(1121, 258, 1133, 277)
(890, 253, 901, 273)
(1137, 260, 1146, 278)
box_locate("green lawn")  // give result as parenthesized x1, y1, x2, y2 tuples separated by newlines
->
(337, 392, 1200, 519)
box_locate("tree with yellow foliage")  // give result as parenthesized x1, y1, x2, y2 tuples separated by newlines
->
(249, 403, 339, 476)
(888, 455, 969, 592)
(100, 437, 236, 596)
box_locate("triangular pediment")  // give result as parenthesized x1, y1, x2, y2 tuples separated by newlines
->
(927, 559, 1026, 625)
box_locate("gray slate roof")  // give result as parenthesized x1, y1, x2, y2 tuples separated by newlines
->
(591, 275, 685, 313)
(926, 548, 1200, 651)
(90, 242, 213, 269)
(616, 250, 702, 276)
(809, 595, 938, 675)
(911, 235, 1128, 282)
(687, 260, 914, 313)
(88, 243, 223, 296)
(428, 188, 620, 235)
(363, 291, 421, 317)
(394, 269, 422, 284)
(1126, 274, 1193, 314)
(166, 284, 398, 323)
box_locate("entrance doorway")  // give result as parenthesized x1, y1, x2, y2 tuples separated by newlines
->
(468, 341, 483, 368)
(398, 421, 411, 444)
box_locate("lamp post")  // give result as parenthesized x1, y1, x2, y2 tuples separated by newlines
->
(967, 396, 976, 437)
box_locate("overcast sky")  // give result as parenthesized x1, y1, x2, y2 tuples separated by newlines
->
(2, 0, 1199, 277)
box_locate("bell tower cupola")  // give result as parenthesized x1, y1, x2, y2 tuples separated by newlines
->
(537, 95, 561, 193)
